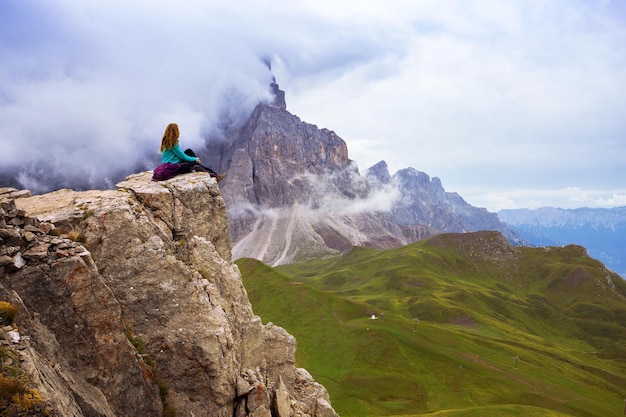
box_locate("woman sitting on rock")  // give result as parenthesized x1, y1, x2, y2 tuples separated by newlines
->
(154, 123, 226, 182)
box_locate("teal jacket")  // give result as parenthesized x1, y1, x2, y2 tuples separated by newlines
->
(161, 144, 197, 164)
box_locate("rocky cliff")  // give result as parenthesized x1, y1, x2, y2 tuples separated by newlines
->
(203, 101, 434, 266)
(0, 173, 338, 417)
(367, 162, 521, 237)
(198, 86, 519, 266)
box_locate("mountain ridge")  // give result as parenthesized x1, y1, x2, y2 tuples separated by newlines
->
(499, 205, 626, 228)
(199, 84, 522, 265)
(239, 229, 626, 416)
(499, 206, 626, 278)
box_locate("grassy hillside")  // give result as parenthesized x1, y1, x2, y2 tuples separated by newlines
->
(236, 231, 626, 417)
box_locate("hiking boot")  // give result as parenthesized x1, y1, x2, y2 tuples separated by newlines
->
(215, 173, 227, 182)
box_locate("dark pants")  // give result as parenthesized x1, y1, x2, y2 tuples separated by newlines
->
(180, 149, 218, 176)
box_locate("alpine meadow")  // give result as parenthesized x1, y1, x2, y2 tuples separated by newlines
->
(237, 231, 626, 417)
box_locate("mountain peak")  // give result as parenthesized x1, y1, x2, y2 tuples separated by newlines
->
(205, 100, 522, 264)
(270, 80, 287, 110)
(365, 160, 392, 185)
(425, 230, 519, 264)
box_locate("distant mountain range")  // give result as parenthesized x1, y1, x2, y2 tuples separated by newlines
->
(499, 206, 626, 278)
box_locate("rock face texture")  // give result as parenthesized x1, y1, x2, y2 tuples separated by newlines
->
(368, 163, 518, 236)
(0, 174, 338, 417)
(199, 86, 520, 266)
(216, 103, 363, 210)
(203, 102, 438, 266)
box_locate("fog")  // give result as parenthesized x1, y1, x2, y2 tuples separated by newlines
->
(0, 1, 281, 191)
(2, 0, 625, 210)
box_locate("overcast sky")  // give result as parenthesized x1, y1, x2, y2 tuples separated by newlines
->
(1, 0, 625, 212)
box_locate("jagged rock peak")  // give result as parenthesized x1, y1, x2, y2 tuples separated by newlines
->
(395, 167, 437, 186)
(271, 81, 287, 110)
(218, 101, 358, 210)
(365, 160, 392, 185)
(262, 56, 287, 110)
(0, 172, 338, 417)
(203, 79, 521, 265)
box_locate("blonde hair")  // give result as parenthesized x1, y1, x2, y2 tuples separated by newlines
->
(160, 123, 180, 152)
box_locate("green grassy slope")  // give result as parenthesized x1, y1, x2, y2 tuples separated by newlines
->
(237, 231, 626, 417)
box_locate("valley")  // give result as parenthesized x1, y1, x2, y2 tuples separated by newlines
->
(238, 231, 626, 417)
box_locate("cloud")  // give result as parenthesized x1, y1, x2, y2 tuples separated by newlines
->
(1, 0, 625, 210)
(287, 164, 401, 216)
(0, 0, 410, 191)
(284, 1, 626, 207)
(318, 182, 401, 217)
(0, 0, 278, 190)
(479, 187, 626, 212)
